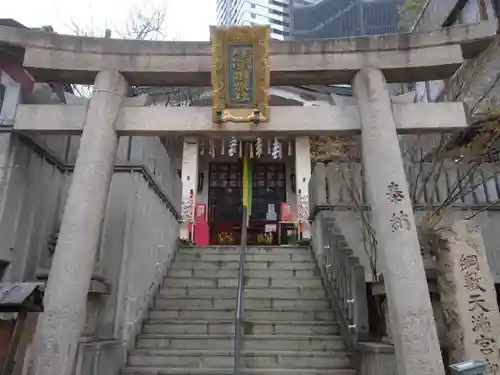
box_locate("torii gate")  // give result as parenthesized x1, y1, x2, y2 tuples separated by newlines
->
(1, 20, 497, 375)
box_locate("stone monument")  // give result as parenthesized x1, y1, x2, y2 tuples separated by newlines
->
(438, 220, 500, 374)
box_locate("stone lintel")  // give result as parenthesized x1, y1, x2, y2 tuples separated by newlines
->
(0, 21, 496, 85)
(13, 102, 468, 136)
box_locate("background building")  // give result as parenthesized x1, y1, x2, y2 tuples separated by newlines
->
(290, 0, 404, 40)
(216, 0, 293, 39)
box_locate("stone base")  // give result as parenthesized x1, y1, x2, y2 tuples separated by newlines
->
(372, 276, 447, 348)
(73, 339, 125, 375)
(356, 342, 396, 375)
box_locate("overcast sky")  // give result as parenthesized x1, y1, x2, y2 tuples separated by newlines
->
(2, 0, 215, 40)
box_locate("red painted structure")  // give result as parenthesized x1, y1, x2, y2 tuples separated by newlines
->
(193, 203, 209, 246)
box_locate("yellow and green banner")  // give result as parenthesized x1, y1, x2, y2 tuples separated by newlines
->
(242, 148, 253, 219)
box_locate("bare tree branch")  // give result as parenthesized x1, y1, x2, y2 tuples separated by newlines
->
(68, 1, 201, 105)
(118, 4, 169, 41)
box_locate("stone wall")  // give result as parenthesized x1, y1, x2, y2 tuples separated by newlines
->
(309, 153, 500, 283)
(413, 0, 495, 32)
(0, 133, 182, 375)
(412, 0, 497, 106)
(0, 71, 21, 125)
(0, 134, 65, 282)
(413, 0, 459, 32)
(441, 37, 500, 114)
(437, 221, 500, 371)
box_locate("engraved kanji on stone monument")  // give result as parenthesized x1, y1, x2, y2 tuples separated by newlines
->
(389, 210, 411, 232)
(386, 181, 405, 203)
(438, 221, 500, 374)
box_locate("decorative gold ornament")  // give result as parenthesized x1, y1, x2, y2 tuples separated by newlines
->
(257, 232, 273, 245)
(210, 25, 270, 123)
(218, 231, 234, 245)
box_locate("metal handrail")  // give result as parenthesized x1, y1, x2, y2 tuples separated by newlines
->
(234, 205, 248, 375)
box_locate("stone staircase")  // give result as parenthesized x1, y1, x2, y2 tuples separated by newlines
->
(122, 246, 356, 375)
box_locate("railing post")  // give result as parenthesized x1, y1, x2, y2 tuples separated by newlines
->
(234, 205, 247, 375)
(352, 264, 370, 341)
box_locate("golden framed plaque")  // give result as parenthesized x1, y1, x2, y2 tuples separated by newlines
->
(210, 25, 270, 123)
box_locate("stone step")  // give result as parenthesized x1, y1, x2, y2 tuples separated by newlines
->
(127, 350, 234, 368)
(176, 252, 313, 262)
(148, 309, 334, 321)
(136, 334, 344, 352)
(143, 320, 236, 335)
(154, 297, 329, 311)
(163, 277, 323, 288)
(168, 268, 319, 279)
(136, 334, 234, 350)
(171, 260, 317, 271)
(122, 368, 234, 375)
(242, 335, 345, 351)
(160, 287, 325, 299)
(179, 247, 311, 255)
(128, 350, 351, 369)
(122, 367, 356, 375)
(143, 320, 340, 335)
(242, 321, 340, 336)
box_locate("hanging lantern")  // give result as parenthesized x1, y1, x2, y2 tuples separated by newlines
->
(239, 141, 243, 158)
(228, 137, 238, 157)
(288, 139, 292, 156)
(221, 140, 225, 155)
(200, 141, 205, 155)
(267, 139, 272, 155)
(209, 139, 215, 158)
(255, 137, 263, 158)
(272, 138, 281, 160)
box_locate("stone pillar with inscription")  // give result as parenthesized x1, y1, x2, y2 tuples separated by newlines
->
(439, 220, 500, 374)
(295, 136, 311, 239)
(180, 138, 199, 241)
(353, 67, 445, 375)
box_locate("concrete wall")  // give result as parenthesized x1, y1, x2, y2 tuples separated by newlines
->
(441, 36, 500, 114)
(0, 134, 181, 280)
(309, 153, 500, 283)
(413, 0, 460, 32)
(413, 0, 497, 104)
(413, 0, 495, 32)
(0, 71, 21, 125)
(0, 133, 181, 375)
(0, 134, 66, 282)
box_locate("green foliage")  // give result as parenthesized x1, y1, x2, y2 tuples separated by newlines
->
(397, 0, 427, 31)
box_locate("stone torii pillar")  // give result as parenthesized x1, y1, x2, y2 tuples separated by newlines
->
(30, 71, 128, 375)
(353, 67, 445, 375)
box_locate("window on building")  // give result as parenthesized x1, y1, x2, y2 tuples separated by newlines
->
(251, 13, 256, 18)
(271, 28, 284, 35)
(270, 0, 288, 8)
(270, 8, 286, 17)
(272, 18, 288, 26)
(251, 3, 256, 8)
